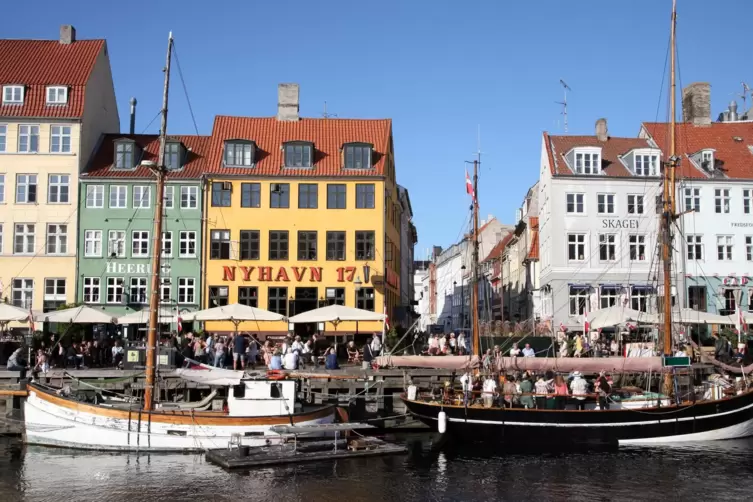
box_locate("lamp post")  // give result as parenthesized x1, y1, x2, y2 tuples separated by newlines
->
(460, 265, 467, 334)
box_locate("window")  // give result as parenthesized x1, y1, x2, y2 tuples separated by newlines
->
(717, 235, 733, 261)
(178, 278, 195, 304)
(50, 126, 71, 153)
(109, 185, 127, 208)
(3, 85, 23, 104)
(46, 224, 67, 255)
(44, 278, 66, 309)
(270, 183, 290, 208)
(162, 231, 172, 257)
(684, 187, 701, 212)
(567, 233, 586, 261)
(715, 188, 730, 213)
(238, 287, 258, 307)
(597, 193, 615, 214)
(344, 144, 372, 169)
(180, 186, 198, 209)
(47, 174, 70, 203)
(686, 235, 703, 260)
(355, 231, 375, 260)
(326, 231, 346, 261)
(240, 230, 259, 260)
(180, 231, 197, 258)
(356, 288, 375, 311)
(165, 142, 182, 170)
(298, 231, 317, 260)
(327, 184, 347, 209)
(634, 154, 659, 176)
(747, 236, 752, 261)
(212, 182, 231, 207)
(16, 174, 37, 203)
(209, 286, 229, 307)
(721, 289, 736, 316)
(326, 287, 345, 306)
(574, 151, 600, 174)
(0, 125, 5, 152)
(83, 277, 101, 303)
(132, 230, 149, 257)
(14, 224, 35, 254)
(269, 231, 289, 260)
(133, 185, 151, 208)
(106, 277, 124, 304)
(11, 279, 33, 308)
(86, 185, 104, 208)
(701, 150, 714, 168)
(628, 235, 646, 262)
(0, 174, 3, 203)
(688, 285, 707, 311)
(355, 184, 376, 209)
(284, 142, 313, 168)
(267, 287, 288, 315)
(566, 193, 584, 214)
(600, 286, 619, 309)
(744, 189, 751, 214)
(298, 184, 318, 209)
(46, 86, 67, 104)
(224, 141, 254, 166)
(115, 142, 135, 169)
(568, 286, 589, 315)
(627, 194, 644, 214)
(108, 230, 125, 258)
(598, 234, 616, 261)
(129, 277, 148, 304)
(631, 287, 650, 312)
(83, 230, 102, 257)
(163, 186, 174, 209)
(160, 278, 171, 303)
(210, 230, 230, 259)
(0, 224, 3, 253)
(241, 183, 261, 208)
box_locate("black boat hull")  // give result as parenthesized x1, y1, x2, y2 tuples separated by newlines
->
(401, 390, 753, 446)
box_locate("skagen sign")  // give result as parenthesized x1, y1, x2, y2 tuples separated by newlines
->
(602, 219, 640, 229)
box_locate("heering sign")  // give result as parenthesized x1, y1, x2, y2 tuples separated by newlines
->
(106, 262, 149, 275)
(602, 219, 639, 229)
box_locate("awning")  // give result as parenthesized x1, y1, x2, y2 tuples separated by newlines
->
(174, 368, 244, 386)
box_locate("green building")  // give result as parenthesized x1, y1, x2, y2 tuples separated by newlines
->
(77, 134, 209, 338)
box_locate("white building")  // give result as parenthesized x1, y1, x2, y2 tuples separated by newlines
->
(397, 185, 417, 327)
(434, 241, 466, 331)
(413, 263, 430, 331)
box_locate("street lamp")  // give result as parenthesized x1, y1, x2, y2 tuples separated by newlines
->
(354, 276, 363, 291)
(362, 263, 371, 283)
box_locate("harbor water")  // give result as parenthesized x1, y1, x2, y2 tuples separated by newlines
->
(2, 435, 753, 501)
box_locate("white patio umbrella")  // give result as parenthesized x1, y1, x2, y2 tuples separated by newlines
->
(673, 308, 736, 325)
(182, 303, 284, 322)
(587, 305, 656, 329)
(116, 307, 178, 325)
(288, 304, 386, 324)
(34, 305, 116, 324)
(0, 303, 32, 322)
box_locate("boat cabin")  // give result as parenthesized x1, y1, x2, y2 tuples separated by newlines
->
(227, 379, 297, 417)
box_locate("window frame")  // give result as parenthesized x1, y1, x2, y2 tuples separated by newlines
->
(0, 125, 5, 153)
(86, 185, 104, 208)
(133, 185, 151, 209)
(11, 278, 34, 309)
(224, 140, 255, 167)
(210, 229, 231, 260)
(686, 234, 703, 260)
(178, 277, 196, 304)
(598, 233, 617, 262)
(180, 185, 198, 209)
(46, 223, 68, 255)
(114, 140, 136, 169)
(162, 231, 173, 258)
(239, 230, 260, 260)
(297, 231, 318, 261)
(83, 277, 101, 304)
(743, 188, 751, 215)
(14, 223, 35, 255)
(129, 277, 148, 304)
(131, 230, 150, 258)
(568, 286, 589, 315)
(283, 141, 314, 168)
(163, 185, 174, 209)
(165, 142, 183, 170)
(109, 185, 127, 209)
(50, 125, 72, 153)
(179, 231, 198, 258)
(356, 287, 375, 311)
(15, 174, 37, 203)
(567, 233, 587, 262)
(343, 143, 373, 170)
(573, 149, 601, 175)
(47, 174, 70, 204)
(355, 183, 375, 209)
(634, 153, 659, 176)
(267, 287, 288, 315)
(46, 86, 68, 104)
(2, 85, 24, 104)
(238, 286, 259, 307)
(269, 230, 289, 260)
(17, 124, 39, 153)
(84, 230, 102, 257)
(714, 188, 731, 214)
(355, 231, 375, 260)
(44, 278, 67, 303)
(565, 193, 585, 214)
(716, 235, 733, 261)
(746, 236, 752, 262)
(327, 183, 347, 209)
(270, 183, 290, 208)
(627, 194, 644, 215)
(326, 231, 346, 261)
(628, 234, 646, 262)
(106, 277, 125, 304)
(108, 230, 126, 258)
(298, 183, 318, 209)
(211, 182, 232, 207)
(684, 187, 701, 212)
(209, 286, 229, 307)
(597, 193, 616, 215)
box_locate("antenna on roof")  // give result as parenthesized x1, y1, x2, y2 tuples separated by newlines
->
(322, 101, 338, 119)
(556, 79, 571, 133)
(740, 82, 751, 110)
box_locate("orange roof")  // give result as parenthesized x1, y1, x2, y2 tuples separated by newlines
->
(484, 233, 513, 263)
(0, 39, 105, 119)
(544, 133, 653, 176)
(527, 216, 539, 261)
(84, 134, 211, 180)
(642, 121, 753, 179)
(204, 116, 392, 177)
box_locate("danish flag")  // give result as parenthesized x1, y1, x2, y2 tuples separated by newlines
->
(583, 308, 590, 334)
(737, 306, 747, 337)
(383, 305, 390, 330)
(465, 170, 475, 202)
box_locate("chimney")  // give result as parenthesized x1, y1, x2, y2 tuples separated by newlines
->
(129, 98, 137, 135)
(432, 246, 443, 260)
(682, 82, 711, 126)
(59, 25, 76, 44)
(595, 118, 608, 142)
(277, 83, 300, 121)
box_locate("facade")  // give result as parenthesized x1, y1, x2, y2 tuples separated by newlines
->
(77, 134, 209, 335)
(413, 261, 430, 331)
(201, 84, 400, 337)
(434, 241, 465, 331)
(502, 184, 539, 323)
(539, 120, 667, 331)
(397, 185, 417, 327)
(0, 26, 118, 330)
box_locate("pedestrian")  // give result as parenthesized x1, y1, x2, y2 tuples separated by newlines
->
(534, 374, 549, 409)
(503, 375, 518, 409)
(362, 338, 375, 370)
(596, 371, 611, 410)
(553, 374, 569, 410)
(428, 334, 440, 355)
(370, 334, 382, 357)
(214, 337, 226, 368)
(460, 371, 472, 406)
(519, 372, 535, 409)
(483, 374, 498, 408)
(569, 371, 588, 410)
(233, 333, 247, 370)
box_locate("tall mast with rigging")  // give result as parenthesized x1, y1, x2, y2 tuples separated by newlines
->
(144, 32, 174, 412)
(471, 159, 480, 356)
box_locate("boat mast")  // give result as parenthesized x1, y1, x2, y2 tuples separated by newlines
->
(471, 159, 480, 356)
(662, 1, 678, 359)
(144, 32, 173, 412)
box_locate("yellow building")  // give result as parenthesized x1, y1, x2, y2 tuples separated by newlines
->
(202, 84, 401, 339)
(0, 26, 118, 331)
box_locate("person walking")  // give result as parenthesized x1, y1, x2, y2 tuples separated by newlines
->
(362, 338, 375, 370)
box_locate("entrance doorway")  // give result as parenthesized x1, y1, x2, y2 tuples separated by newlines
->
(293, 287, 318, 338)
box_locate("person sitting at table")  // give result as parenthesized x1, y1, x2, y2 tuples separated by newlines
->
(324, 345, 340, 370)
(346, 341, 360, 363)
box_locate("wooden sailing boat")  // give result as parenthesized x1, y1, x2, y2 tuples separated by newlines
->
(399, 0, 753, 447)
(23, 33, 335, 451)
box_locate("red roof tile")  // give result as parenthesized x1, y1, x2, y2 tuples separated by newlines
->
(528, 216, 539, 261)
(0, 39, 104, 119)
(204, 116, 392, 177)
(545, 134, 653, 176)
(483, 233, 513, 263)
(642, 121, 753, 179)
(84, 134, 211, 180)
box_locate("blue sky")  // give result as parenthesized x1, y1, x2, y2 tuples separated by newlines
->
(4, 0, 753, 255)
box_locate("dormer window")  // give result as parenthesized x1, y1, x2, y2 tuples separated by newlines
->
(224, 140, 254, 167)
(574, 149, 601, 174)
(701, 150, 714, 169)
(114, 141, 137, 169)
(165, 142, 185, 170)
(2, 85, 23, 104)
(283, 141, 313, 168)
(46, 86, 68, 105)
(344, 143, 373, 169)
(635, 153, 659, 176)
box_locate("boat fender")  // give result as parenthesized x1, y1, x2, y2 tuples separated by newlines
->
(267, 370, 285, 380)
(438, 410, 447, 434)
(407, 385, 417, 401)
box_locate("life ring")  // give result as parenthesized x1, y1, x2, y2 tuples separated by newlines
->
(267, 370, 286, 380)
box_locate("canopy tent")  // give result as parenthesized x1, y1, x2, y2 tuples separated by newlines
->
(181, 303, 285, 322)
(0, 303, 32, 322)
(288, 304, 386, 324)
(673, 308, 736, 325)
(587, 305, 657, 329)
(116, 307, 178, 325)
(34, 305, 115, 324)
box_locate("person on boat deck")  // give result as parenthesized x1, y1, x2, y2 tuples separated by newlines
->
(503, 375, 518, 409)
(269, 349, 283, 370)
(483, 375, 498, 408)
(438, 335, 448, 355)
(482, 349, 493, 371)
(428, 334, 440, 356)
(457, 332, 467, 355)
(522, 343, 535, 358)
(534, 374, 549, 409)
(569, 371, 589, 410)
(247, 334, 260, 367)
(262, 341, 273, 367)
(460, 371, 472, 406)
(596, 371, 611, 410)
(283, 348, 299, 370)
(518, 372, 535, 409)
(553, 374, 569, 410)
(324, 345, 339, 370)
(111, 340, 124, 368)
(492, 345, 502, 362)
(510, 343, 521, 357)
(346, 341, 360, 363)
(574, 334, 584, 358)
(558, 338, 568, 358)
(449, 333, 457, 354)
(610, 338, 619, 357)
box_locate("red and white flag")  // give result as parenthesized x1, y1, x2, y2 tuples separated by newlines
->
(465, 170, 475, 201)
(583, 308, 590, 334)
(383, 305, 390, 330)
(28, 306, 35, 333)
(177, 315, 183, 333)
(736, 306, 747, 337)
